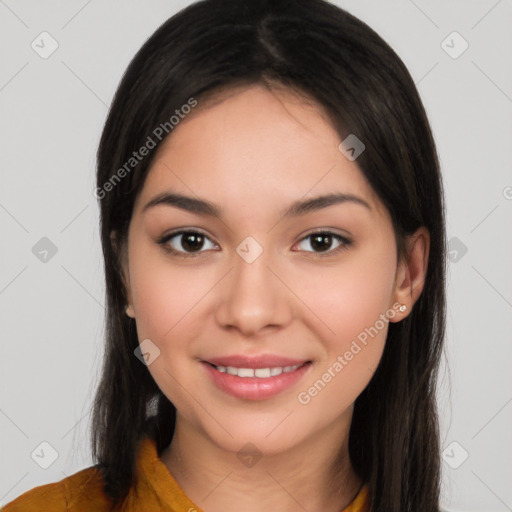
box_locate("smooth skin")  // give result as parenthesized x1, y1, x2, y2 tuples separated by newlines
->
(118, 83, 429, 512)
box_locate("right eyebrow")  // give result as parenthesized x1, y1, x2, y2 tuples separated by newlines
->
(142, 192, 220, 217)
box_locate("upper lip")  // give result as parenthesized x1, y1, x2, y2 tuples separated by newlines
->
(203, 354, 310, 369)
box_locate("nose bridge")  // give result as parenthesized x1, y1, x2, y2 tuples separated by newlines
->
(214, 236, 291, 335)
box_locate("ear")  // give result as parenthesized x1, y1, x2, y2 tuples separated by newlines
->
(110, 230, 135, 319)
(389, 226, 430, 323)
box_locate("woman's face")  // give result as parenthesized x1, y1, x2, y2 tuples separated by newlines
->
(122, 84, 410, 455)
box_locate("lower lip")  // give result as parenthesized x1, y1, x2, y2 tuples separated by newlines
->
(202, 361, 312, 401)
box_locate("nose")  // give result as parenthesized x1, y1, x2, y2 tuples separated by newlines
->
(214, 246, 293, 338)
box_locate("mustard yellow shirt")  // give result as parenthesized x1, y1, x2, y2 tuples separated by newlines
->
(2, 437, 369, 511)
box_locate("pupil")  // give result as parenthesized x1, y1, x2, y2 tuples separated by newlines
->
(311, 234, 331, 252)
(183, 233, 203, 252)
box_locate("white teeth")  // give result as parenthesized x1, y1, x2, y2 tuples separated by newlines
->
(213, 364, 301, 378)
(255, 368, 271, 378)
(237, 368, 255, 378)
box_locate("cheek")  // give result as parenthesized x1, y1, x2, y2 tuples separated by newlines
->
(293, 240, 396, 409)
(295, 293, 391, 431)
(297, 238, 397, 347)
(129, 243, 211, 341)
(127, 247, 211, 412)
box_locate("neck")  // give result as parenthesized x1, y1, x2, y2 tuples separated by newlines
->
(161, 412, 363, 512)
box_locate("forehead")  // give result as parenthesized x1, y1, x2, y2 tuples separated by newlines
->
(133, 84, 384, 219)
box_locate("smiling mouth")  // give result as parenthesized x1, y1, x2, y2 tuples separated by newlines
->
(201, 360, 313, 400)
(205, 361, 311, 379)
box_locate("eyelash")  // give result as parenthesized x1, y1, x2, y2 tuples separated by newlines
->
(157, 229, 352, 259)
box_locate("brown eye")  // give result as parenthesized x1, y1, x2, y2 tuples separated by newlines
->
(159, 230, 217, 256)
(295, 231, 351, 256)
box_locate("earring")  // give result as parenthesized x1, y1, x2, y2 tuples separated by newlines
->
(399, 304, 407, 312)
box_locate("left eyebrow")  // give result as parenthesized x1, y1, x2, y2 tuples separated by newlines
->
(141, 191, 372, 219)
(279, 192, 372, 219)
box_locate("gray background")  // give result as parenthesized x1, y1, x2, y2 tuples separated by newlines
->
(1, 1, 511, 510)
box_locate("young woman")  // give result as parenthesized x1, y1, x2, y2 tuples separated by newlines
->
(3, 0, 446, 510)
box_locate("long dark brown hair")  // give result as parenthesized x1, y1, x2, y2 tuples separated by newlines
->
(91, 0, 447, 510)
